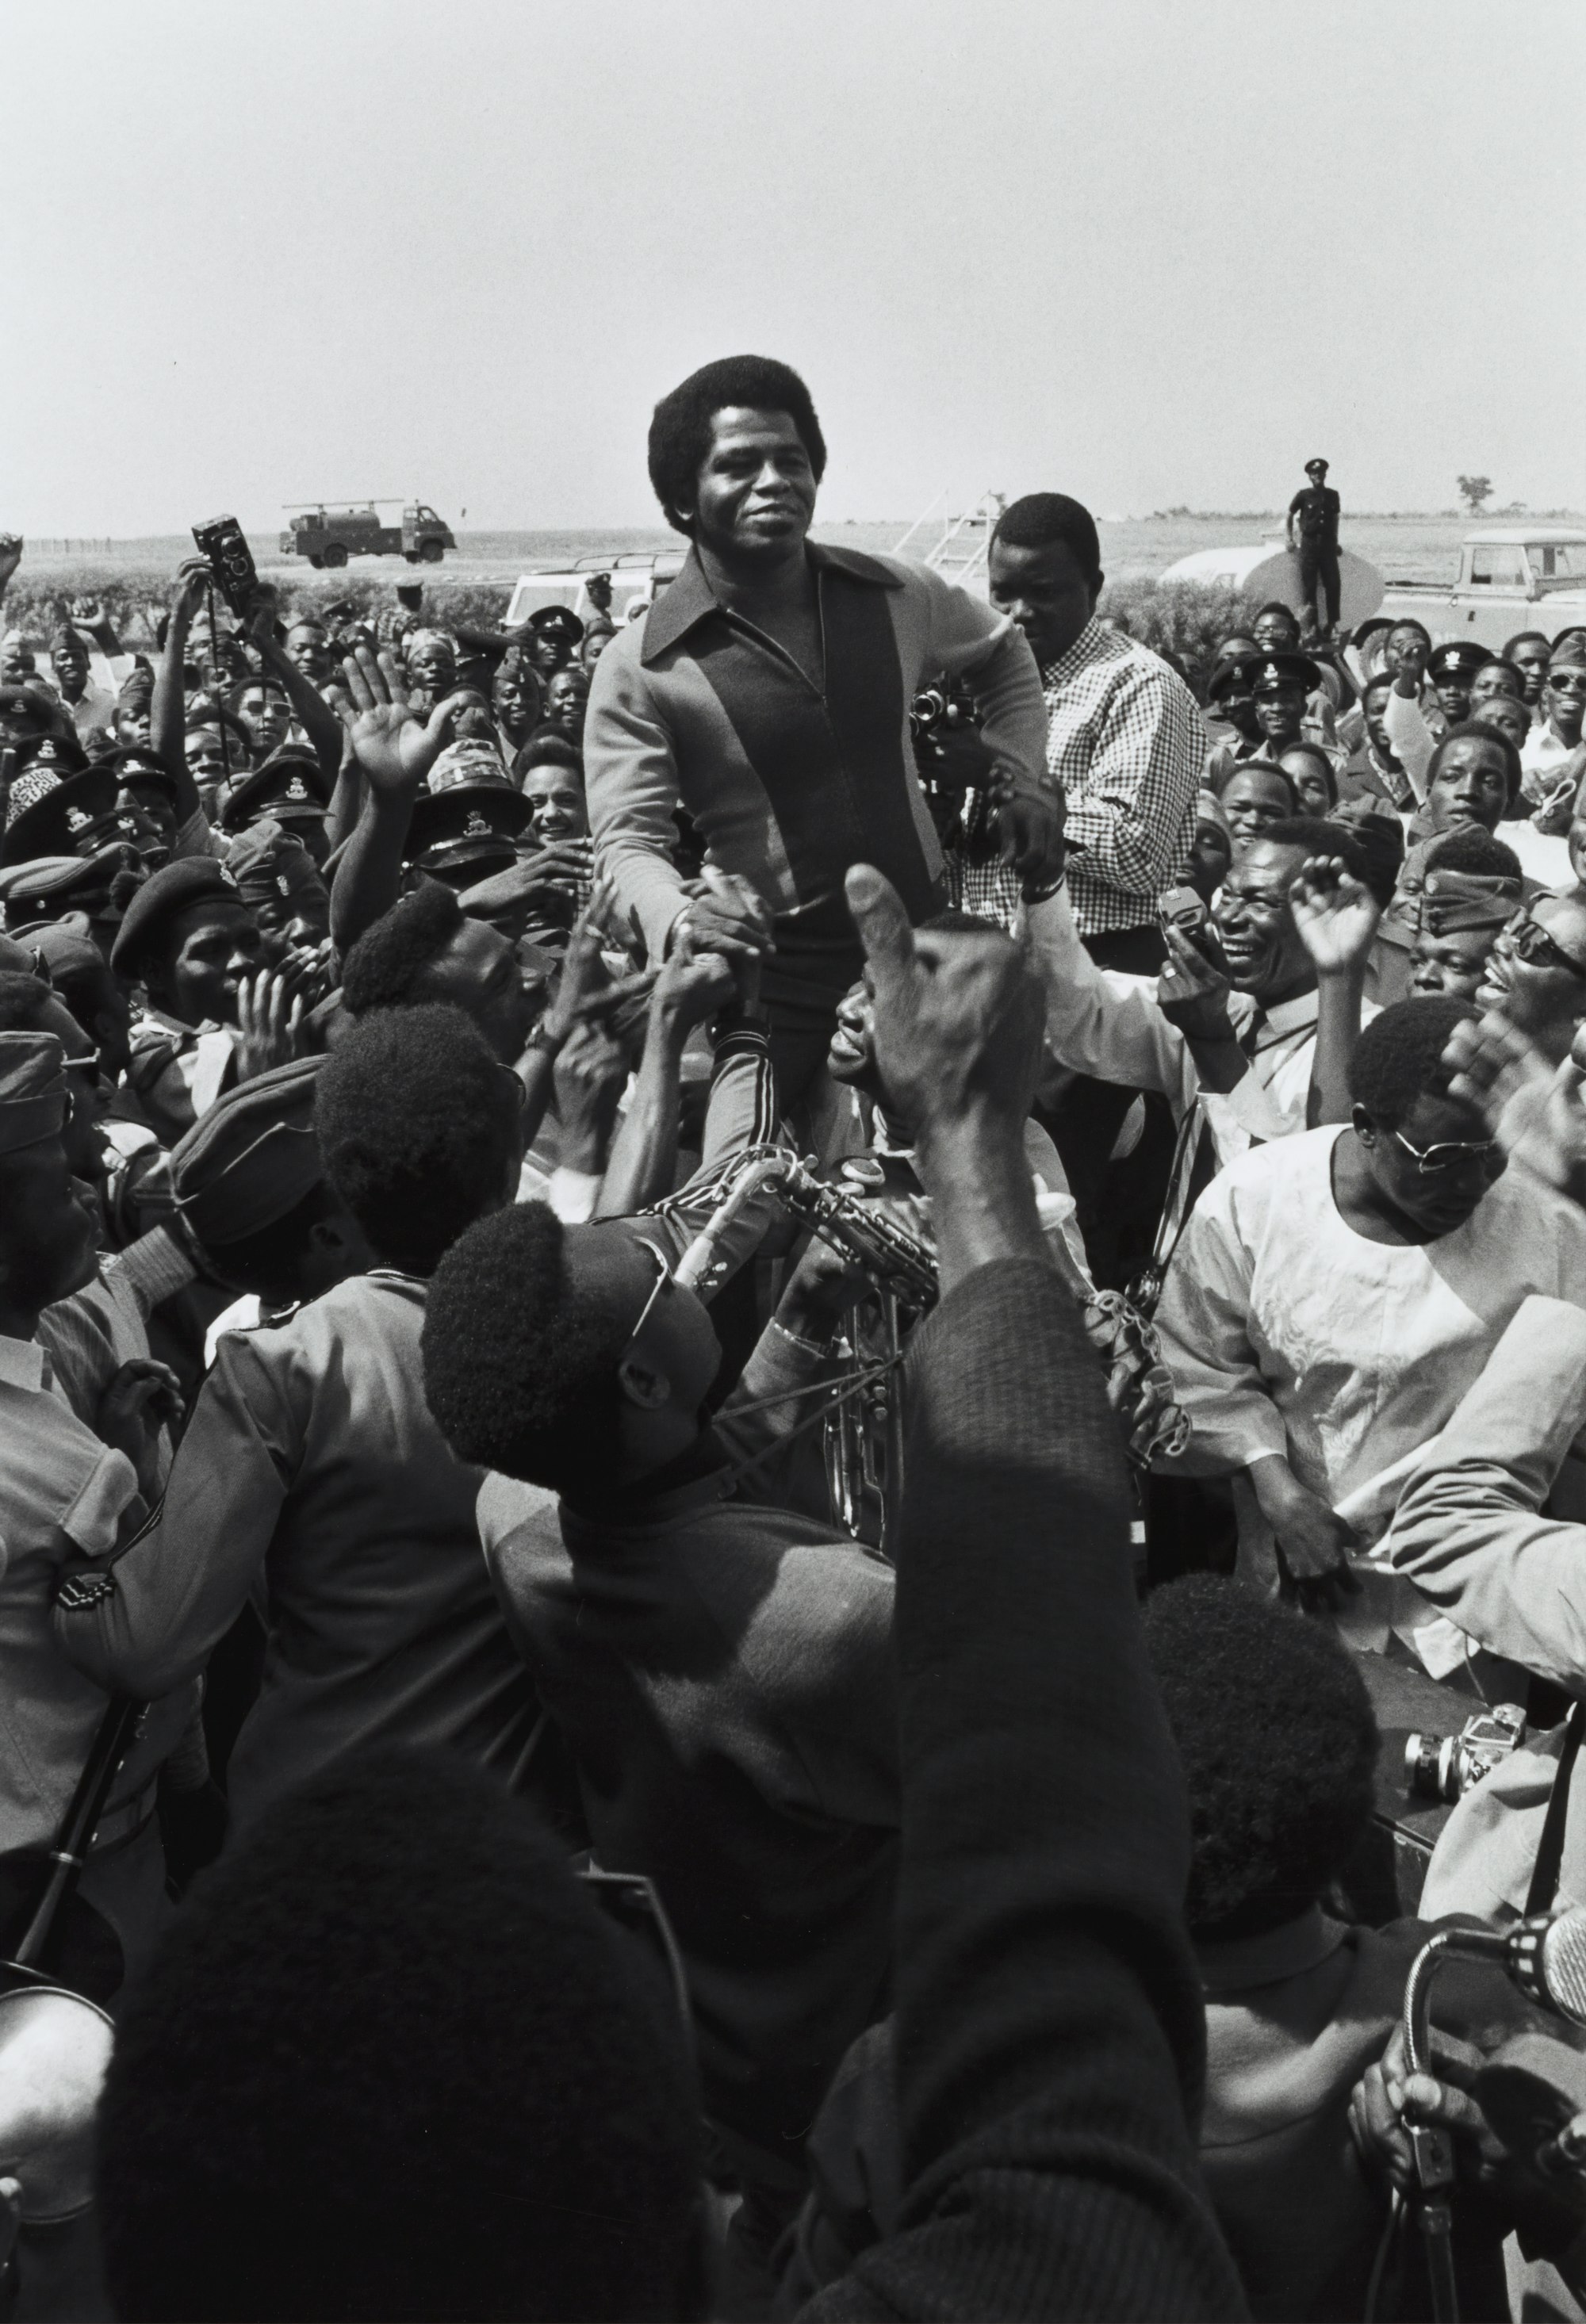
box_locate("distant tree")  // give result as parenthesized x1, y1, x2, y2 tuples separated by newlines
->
(1457, 473, 1494, 514)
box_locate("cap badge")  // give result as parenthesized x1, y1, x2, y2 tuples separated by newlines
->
(463, 810, 490, 836)
(65, 806, 91, 833)
(285, 775, 308, 800)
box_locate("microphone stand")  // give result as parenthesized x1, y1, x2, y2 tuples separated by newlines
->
(1398, 1926, 1509, 2323)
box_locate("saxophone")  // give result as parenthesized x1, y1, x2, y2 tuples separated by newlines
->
(676, 1144, 1190, 1549)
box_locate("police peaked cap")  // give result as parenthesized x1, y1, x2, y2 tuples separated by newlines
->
(217, 749, 330, 833)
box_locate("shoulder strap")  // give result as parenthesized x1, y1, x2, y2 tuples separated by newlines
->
(1526, 1700, 1586, 1919)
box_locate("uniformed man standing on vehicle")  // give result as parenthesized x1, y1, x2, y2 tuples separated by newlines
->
(1286, 458, 1343, 639)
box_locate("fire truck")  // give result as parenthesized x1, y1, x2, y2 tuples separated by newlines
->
(278, 500, 456, 569)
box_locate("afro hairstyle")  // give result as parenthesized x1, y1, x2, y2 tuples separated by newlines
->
(94, 1747, 703, 2324)
(339, 879, 464, 1017)
(1143, 1575, 1377, 1939)
(422, 1200, 634, 1493)
(991, 493, 1102, 588)
(1423, 826, 1524, 881)
(313, 1003, 519, 1273)
(1502, 630, 1552, 660)
(1347, 994, 1477, 1130)
(1426, 720, 1523, 806)
(647, 354, 826, 534)
(1253, 600, 1302, 637)
(1386, 616, 1433, 650)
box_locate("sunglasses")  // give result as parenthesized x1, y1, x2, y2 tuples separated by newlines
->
(1547, 671, 1586, 695)
(1508, 912, 1586, 979)
(1391, 1128, 1500, 1175)
(622, 1235, 675, 1357)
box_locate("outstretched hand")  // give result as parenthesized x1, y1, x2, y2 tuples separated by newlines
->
(234, 967, 308, 1082)
(1444, 1012, 1586, 1205)
(1290, 853, 1380, 977)
(96, 1357, 185, 1497)
(845, 862, 1044, 1147)
(327, 645, 465, 797)
(1155, 921, 1234, 1042)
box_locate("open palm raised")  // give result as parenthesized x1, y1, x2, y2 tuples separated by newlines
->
(328, 645, 466, 795)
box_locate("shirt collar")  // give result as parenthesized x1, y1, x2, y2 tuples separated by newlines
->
(0, 1332, 50, 1392)
(1197, 1905, 1348, 1996)
(639, 541, 903, 666)
(1040, 615, 1111, 691)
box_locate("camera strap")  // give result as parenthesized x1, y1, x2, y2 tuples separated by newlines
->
(1526, 1698, 1586, 1919)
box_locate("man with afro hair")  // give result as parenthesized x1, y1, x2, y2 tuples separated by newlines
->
(54, 1005, 546, 1836)
(94, 1747, 707, 2322)
(339, 877, 537, 1066)
(585, 353, 1061, 1102)
(1155, 995, 1586, 1649)
(1144, 1575, 1527, 2322)
(419, 1192, 899, 2295)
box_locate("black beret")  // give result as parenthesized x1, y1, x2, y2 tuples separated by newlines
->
(217, 750, 329, 834)
(109, 857, 244, 978)
(404, 780, 530, 882)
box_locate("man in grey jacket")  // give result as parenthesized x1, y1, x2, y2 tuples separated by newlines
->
(584, 354, 1061, 1098)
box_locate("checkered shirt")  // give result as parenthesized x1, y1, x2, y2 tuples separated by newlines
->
(1040, 620, 1204, 939)
(944, 841, 1023, 935)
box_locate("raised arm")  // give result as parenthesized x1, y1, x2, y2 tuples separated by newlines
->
(596, 941, 735, 1216)
(584, 637, 691, 963)
(326, 647, 462, 955)
(246, 588, 347, 791)
(815, 867, 1242, 2318)
(151, 559, 208, 826)
(1290, 853, 1380, 1125)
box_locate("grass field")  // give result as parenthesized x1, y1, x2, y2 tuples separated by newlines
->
(7, 512, 1580, 652)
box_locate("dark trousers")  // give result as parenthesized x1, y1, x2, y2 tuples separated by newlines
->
(1040, 922, 1175, 1291)
(1299, 538, 1341, 629)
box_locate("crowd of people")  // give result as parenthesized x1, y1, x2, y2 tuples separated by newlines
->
(5, 355, 1586, 2320)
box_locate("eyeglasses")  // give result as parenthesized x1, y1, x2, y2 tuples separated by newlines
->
(1548, 670, 1586, 695)
(1508, 913, 1586, 979)
(1392, 1128, 1500, 1175)
(621, 1235, 675, 1358)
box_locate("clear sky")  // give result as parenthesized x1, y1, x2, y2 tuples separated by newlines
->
(6, 0, 1584, 534)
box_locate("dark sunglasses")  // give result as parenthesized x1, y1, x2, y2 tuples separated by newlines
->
(1509, 913, 1586, 979)
(621, 1235, 675, 1359)
(1392, 1128, 1500, 1175)
(1548, 669, 1586, 694)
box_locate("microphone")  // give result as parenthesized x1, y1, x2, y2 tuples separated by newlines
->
(1505, 1908, 1586, 2027)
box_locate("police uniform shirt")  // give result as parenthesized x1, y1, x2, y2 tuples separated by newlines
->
(56, 1271, 542, 1834)
(0, 1334, 189, 1855)
(125, 1007, 238, 1147)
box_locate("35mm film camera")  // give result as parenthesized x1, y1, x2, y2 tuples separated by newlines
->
(1405, 1702, 1527, 1805)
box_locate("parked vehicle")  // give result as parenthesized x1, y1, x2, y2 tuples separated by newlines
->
(278, 500, 456, 569)
(503, 551, 685, 630)
(1380, 530, 1586, 649)
(1160, 542, 1385, 631)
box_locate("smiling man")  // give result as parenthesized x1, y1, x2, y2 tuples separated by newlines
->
(584, 354, 1059, 1100)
